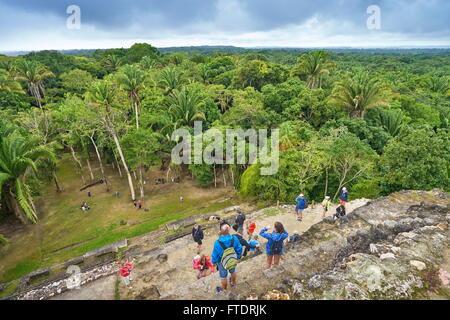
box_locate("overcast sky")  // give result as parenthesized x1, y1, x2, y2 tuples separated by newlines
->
(0, 0, 449, 51)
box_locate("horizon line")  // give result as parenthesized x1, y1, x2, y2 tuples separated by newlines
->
(1, 44, 450, 55)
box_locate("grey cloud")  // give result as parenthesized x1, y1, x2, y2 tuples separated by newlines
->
(0, 0, 448, 50)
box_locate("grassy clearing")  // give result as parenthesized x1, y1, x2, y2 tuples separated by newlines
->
(0, 155, 238, 283)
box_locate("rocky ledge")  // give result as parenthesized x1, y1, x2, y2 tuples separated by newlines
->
(159, 190, 450, 300)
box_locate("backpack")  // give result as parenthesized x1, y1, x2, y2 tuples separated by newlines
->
(302, 199, 308, 209)
(271, 238, 284, 255)
(218, 237, 238, 270)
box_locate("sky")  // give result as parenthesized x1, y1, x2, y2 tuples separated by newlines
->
(0, 0, 449, 51)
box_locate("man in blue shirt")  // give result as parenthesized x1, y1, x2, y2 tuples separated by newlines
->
(295, 193, 307, 222)
(339, 187, 349, 206)
(211, 224, 243, 292)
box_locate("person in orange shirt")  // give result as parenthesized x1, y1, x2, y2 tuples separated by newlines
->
(246, 219, 256, 240)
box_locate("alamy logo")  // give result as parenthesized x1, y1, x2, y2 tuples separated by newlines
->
(171, 121, 279, 175)
(367, 5, 381, 30)
(65, 265, 81, 290)
(66, 5, 81, 30)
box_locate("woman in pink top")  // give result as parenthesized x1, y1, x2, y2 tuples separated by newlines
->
(193, 254, 214, 279)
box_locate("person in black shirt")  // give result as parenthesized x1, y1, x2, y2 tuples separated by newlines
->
(192, 224, 204, 254)
(233, 225, 257, 257)
(235, 210, 246, 234)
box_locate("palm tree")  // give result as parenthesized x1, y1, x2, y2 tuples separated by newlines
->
(367, 108, 404, 137)
(13, 60, 54, 131)
(0, 133, 55, 224)
(117, 65, 147, 197)
(292, 50, 336, 89)
(140, 56, 157, 70)
(117, 64, 146, 129)
(87, 81, 136, 201)
(424, 75, 449, 94)
(0, 69, 23, 93)
(13, 60, 53, 109)
(165, 88, 206, 128)
(159, 67, 183, 93)
(331, 72, 389, 118)
(103, 55, 123, 72)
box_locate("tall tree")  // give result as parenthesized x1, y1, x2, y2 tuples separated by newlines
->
(13, 60, 54, 131)
(117, 64, 146, 129)
(87, 81, 136, 200)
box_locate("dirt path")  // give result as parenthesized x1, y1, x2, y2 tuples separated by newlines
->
(120, 199, 369, 299)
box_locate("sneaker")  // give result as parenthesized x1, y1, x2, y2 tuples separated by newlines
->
(216, 286, 224, 293)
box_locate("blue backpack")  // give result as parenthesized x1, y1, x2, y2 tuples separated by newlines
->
(301, 198, 308, 209)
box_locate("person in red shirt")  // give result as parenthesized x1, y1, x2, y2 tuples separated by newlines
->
(137, 199, 142, 209)
(119, 260, 134, 288)
(246, 219, 256, 240)
(193, 255, 214, 279)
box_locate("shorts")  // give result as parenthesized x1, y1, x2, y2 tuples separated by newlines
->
(217, 262, 236, 280)
(296, 208, 304, 215)
(339, 200, 347, 206)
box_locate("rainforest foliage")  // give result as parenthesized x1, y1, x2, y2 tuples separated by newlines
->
(0, 45, 449, 224)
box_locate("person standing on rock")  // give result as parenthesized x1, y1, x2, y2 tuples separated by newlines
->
(211, 224, 242, 293)
(246, 219, 256, 240)
(321, 196, 331, 218)
(234, 210, 246, 234)
(192, 224, 204, 254)
(295, 194, 308, 221)
(339, 187, 349, 206)
(260, 222, 289, 269)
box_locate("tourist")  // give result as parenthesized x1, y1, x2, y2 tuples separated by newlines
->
(234, 210, 246, 234)
(88, 191, 91, 197)
(133, 199, 137, 207)
(115, 191, 120, 197)
(321, 196, 331, 218)
(80, 201, 90, 212)
(192, 224, 204, 253)
(218, 217, 229, 230)
(211, 224, 242, 293)
(339, 187, 349, 206)
(137, 199, 142, 209)
(246, 219, 256, 240)
(119, 259, 134, 289)
(333, 204, 346, 221)
(295, 193, 308, 221)
(193, 254, 214, 279)
(248, 235, 261, 255)
(233, 226, 258, 257)
(260, 222, 289, 269)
